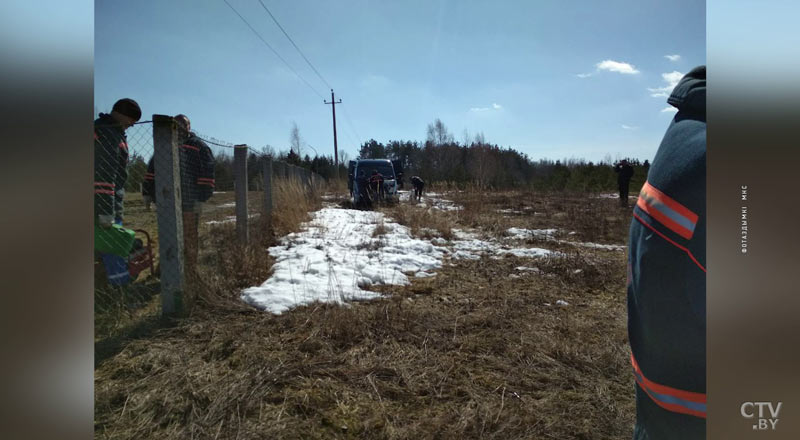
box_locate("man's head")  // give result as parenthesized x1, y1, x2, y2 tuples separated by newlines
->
(110, 98, 141, 129)
(175, 114, 191, 135)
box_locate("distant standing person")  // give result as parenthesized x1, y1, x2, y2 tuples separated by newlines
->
(175, 114, 215, 277)
(614, 159, 634, 207)
(143, 114, 215, 277)
(142, 156, 155, 211)
(369, 169, 385, 202)
(627, 66, 706, 439)
(410, 175, 425, 202)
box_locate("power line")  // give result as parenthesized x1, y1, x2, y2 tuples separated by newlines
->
(256, 0, 333, 91)
(222, 0, 325, 100)
(255, 0, 365, 154)
(340, 105, 364, 148)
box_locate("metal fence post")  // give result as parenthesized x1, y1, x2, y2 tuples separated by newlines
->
(153, 115, 185, 316)
(303, 168, 311, 195)
(234, 145, 249, 244)
(263, 157, 273, 226)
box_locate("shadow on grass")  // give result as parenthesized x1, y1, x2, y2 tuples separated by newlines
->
(94, 277, 175, 369)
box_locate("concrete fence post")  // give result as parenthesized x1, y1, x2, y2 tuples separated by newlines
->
(152, 115, 185, 316)
(234, 145, 249, 244)
(262, 157, 273, 227)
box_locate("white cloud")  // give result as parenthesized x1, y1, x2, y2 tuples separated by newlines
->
(596, 60, 640, 74)
(576, 72, 594, 78)
(621, 124, 638, 130)
(647, 70, 684, 97)
(661, 106, 678, 113)
(469, 103, 502, 113)
(664, 54, 681, 62)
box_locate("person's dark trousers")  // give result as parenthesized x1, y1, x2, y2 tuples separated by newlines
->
(182, 210, 199, 283)
(619, 183, 630, 207)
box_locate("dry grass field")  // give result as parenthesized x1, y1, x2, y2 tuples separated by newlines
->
(94, 182, 637, 439)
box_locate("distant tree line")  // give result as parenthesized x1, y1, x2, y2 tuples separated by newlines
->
(125, 118, 650, 193)
(356, 118, 650, 192)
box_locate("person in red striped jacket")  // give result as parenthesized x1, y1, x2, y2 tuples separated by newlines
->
(94, 98, 141, 228)
(142, 114, 215, 277)
(627, 66, 706, 439)
(94, 98, 142, 286)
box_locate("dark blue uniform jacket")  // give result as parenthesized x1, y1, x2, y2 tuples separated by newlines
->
(628, 66, 706, 440)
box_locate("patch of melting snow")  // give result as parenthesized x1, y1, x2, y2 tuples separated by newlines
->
(242, 207, 564, 314)
(577, 242, 626, 251)
(241, 207, 446, 314)
(556, 299, 569, 306)
(516, 266, 541, 273)
(506, 227, 558, 239)
(505, 227, 626, 251)
(594, 193, 639, 199)
(450, 228, 559, 261)
(206, 213, 260, 225)
(509, 266, 541, 279)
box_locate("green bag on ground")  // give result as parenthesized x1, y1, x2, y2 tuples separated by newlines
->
(94, 224, 136, 257)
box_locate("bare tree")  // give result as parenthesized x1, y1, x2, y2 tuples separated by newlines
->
(474, 131, 486, 145)
(339, 150, 350, 165)
(426, 118, 453, 146)
(462, 128, 471, 147)
(469, 144, 498, 189)
(290, 122, 303, 157)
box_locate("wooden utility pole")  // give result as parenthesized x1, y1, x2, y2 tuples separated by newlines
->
(234, 145, 249, 244)
(324, 89, 342, 179)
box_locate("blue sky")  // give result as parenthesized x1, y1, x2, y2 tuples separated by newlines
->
(95, 0, 705, 163)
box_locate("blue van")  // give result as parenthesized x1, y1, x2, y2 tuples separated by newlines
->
(347, 159, 400, 205)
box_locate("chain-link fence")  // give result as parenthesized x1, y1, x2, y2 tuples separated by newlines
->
(94, 114, 326, 318)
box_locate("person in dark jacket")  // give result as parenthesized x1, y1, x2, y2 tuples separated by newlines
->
(410, 175, 425, 202)
(627, 66, 706, 440)
(142, 156, 155, 211)
(94, 98, 141, 228)
(368, 169, 385, 202)
(94, 98, 142, 286)
(614, 159, 635, 207)
(141, 114, 215, 275)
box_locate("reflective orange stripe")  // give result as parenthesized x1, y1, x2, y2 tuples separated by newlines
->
(94, 189, 115, 195)
(631, 353, 706, 418)
(637, 181, 699, 239)
(94, 182, 114, 188)
(180, 144, 200, 151)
